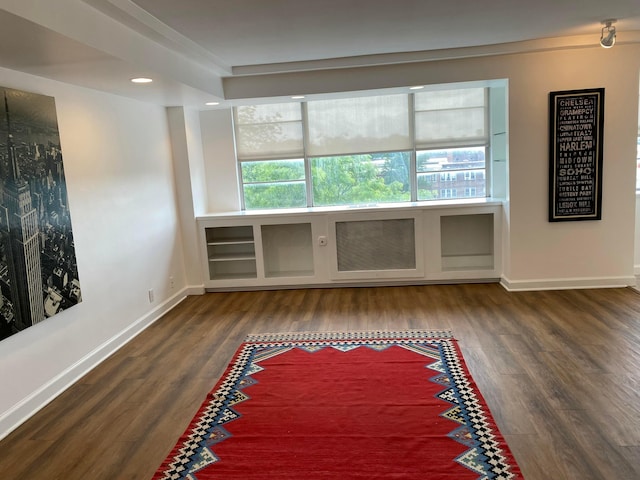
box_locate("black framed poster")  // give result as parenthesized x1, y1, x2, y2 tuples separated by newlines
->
(549, 88, 604, 222)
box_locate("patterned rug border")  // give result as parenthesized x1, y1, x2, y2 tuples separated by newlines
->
(245, 329, 454, 343)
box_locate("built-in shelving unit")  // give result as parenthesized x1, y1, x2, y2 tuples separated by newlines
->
(205, 225, 257, 280)
(198, 200, 502, 290)
(261, 223, 314, 278)
(440, 214, 494, 271)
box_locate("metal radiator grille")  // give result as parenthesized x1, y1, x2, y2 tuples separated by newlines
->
(336, 218, 416, 271)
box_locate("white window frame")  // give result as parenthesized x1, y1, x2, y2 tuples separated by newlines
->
(233, 87, 491, 210)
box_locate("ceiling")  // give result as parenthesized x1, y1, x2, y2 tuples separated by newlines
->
(1, 0, 639, 108)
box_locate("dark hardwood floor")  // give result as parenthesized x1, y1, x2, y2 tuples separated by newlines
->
(1, 283, 639, 479)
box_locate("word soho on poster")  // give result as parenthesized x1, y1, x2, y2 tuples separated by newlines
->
(548, 88, 604, 222)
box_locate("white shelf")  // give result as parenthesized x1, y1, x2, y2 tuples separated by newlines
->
(265, 269, 315, 278)
(207, 238, 254, 245)
(441, 254, 494, 271)
(208, 271, 258, 281)
(209, 253, 256, 262)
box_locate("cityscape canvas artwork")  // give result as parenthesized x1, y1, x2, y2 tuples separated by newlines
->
(0, 87, 81, 341)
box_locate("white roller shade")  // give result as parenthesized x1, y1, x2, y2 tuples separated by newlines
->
(415, 88, 486, 147)
(306, 94, 411, 156)
(234, 103, 304, 160)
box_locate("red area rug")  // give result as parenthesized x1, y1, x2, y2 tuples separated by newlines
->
(153, 330, 523, 479)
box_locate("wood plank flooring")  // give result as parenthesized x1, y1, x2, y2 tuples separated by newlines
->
(1, 283, 639, 479)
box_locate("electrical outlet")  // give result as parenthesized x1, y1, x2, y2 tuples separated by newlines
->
(169, 276, 175, 289)
(148, 289, 154, 303)
(318, 236, 327, 246)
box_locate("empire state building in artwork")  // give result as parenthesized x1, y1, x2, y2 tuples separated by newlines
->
(0, 86, 82, 341)
(1, 94, 45, 330)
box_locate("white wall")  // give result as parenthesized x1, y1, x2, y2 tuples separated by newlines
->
(504, 46, 638, 289)
(0, 68, 189, 438)
(634, 95, 640, 280)
(635, 196, 640, 277)
(200, 109, 242, 212)
(167, 106, 206, 289)
(201, 43, 640, 290)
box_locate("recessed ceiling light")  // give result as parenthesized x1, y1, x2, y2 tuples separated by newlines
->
(131, 77, 153, 84)
(205, 101, 220, 106)
(409, 86, 424, 90)
(291, 95, 305, 99)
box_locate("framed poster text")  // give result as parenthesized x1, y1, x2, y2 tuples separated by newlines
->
(549, 88, 604, 222)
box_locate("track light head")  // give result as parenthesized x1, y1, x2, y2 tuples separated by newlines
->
(600, 19, 616, 48)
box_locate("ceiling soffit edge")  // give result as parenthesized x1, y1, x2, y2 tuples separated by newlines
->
(82, 0, 232, 76)
(230, 31, 640, 77)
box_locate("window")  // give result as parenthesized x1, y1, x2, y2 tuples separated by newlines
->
(311, 152, 410, 206)
(240, 159, 307, 209)
(234, 86, 490, 209)
(416, 147, 486, 200)
(440, 188, 457, 199)
(234, 104, 306, 209)
(306, 95, 411, 156)
(306, 95, 412, 206)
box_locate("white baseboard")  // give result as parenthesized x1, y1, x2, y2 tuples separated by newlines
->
(0, 287, 192, 441)
(500, 275, 637, 292)
(186, 284, 206, 295)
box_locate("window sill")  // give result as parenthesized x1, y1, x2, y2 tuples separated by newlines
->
(197, 197, 505, 221)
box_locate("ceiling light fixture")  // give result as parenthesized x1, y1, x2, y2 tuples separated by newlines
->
(205, 101, 220, 106)
(409, 86, 424, 90)
(131, 77, 153, 84)
(600, 19, 616, 48)
(291, 95, 305, 99)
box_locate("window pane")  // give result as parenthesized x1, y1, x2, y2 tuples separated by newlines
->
(241, 159, 306, 209)
(234, 103, 303, 159)
(241, 159, 305, 182)
(417, 147, 486, 172)
(243, 182, 307, 209)
(416, 147, 486, 201)
(307, 95, 411, 156)
(311, 152, 410, 207)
